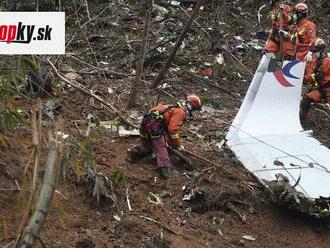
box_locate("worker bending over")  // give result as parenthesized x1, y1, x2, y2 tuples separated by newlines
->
(127, 94, 202, 178)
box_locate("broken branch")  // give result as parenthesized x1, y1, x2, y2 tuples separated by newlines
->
(141, 216, 177, 235)
(188, 73, 242, 101)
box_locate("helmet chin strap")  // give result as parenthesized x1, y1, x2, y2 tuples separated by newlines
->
(295, 12, 306, 23)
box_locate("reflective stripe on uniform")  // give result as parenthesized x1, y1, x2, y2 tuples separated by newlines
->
(170, 133, 180, 140)
(150, 110, 163, 119)
(271, 13, 276, 21)
(311, 73, 316, 82)
(298, 26, 307, 35)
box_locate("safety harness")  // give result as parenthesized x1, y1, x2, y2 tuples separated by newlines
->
(140, 102, 184, 139)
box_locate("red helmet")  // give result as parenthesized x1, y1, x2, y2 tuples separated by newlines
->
(294, 3, 309, 14)
(187, 94, 202, 110)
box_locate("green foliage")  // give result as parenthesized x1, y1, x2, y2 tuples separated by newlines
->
(57, 207, 69, 228)
(66, 137, 96, 182)
(2, 109, 25, 130)
(58, 157, 69, 184)
(79, 138, 95, 168)
(111, 171, 129, 187)
(20, 57, 39, 74)
(0, 57, 39, 132)
(0, 215, 8, 240)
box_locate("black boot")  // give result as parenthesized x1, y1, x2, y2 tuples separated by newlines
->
(160, 167, 173, 178)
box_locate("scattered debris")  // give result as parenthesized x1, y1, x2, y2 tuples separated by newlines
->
(100, 120, 119, 133)
(118, 126, 139, 137)
(148, 192, 163, 206)
(242, 235, 256, 241)
(215, 53, 225, 65)
(140, 216, 177, 235)
(113, 214, 121, 222)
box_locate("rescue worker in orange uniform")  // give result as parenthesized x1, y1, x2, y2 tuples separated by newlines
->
(264, 0, 294, 59)
(300, 38, 330, 119)
(127, 95, 202, 178)
(282, 3, 317, 61)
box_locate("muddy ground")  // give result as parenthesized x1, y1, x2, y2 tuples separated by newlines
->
(1, 0, 330, 247)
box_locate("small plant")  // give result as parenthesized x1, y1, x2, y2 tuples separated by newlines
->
(0, 215, 8, 240)
(111, 171, 129, 187)
(79, 137, 95, 168)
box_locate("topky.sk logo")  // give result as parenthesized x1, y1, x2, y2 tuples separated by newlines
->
(0, 12, 65, 55)
(0, 22, 52, 44)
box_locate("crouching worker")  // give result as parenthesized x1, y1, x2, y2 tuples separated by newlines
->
(264, 0, 294, 59)
(300, 38, 330, 120)
(127, 94, 202, 178)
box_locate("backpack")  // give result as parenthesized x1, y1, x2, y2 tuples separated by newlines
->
(140, 103, 181, 139)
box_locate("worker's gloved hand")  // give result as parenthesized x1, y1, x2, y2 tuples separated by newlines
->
(278, 29, 288, 38)
(304, 51, 313, 63)
(177, 145, 185, 151)
(307, 79, 318, 88)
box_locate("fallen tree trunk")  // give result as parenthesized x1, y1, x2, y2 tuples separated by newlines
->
(17, 148, 59, 248)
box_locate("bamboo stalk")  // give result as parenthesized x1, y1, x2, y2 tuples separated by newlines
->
(32, 101, 42, 190)
(18, 148, 59, 248)
(14, 104, 42, 246)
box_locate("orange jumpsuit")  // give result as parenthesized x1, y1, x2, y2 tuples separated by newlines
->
(133, 103, 186, 169)
(291, 18, 317, 61)
(304, 56, 330, 104)
(265, 4, 293, 58)
(151, 103, 186, 148)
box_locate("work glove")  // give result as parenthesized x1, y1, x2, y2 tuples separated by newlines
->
(307, 79, 318, 88)
(304, 51, 313, 63)
(278, 29, 288, 38)
(177, 145, 185, 151)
